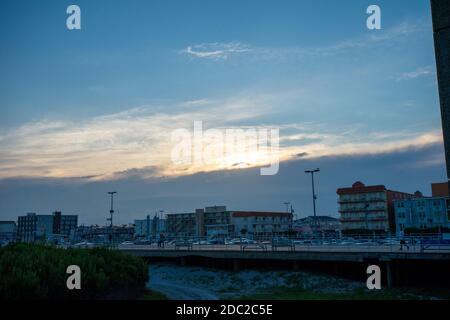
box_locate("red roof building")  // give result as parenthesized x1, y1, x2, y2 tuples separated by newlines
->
(337, 181, 414, 233)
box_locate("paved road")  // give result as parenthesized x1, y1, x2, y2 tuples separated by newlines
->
(122, 243, 450, 253)
(147, 267, 219, 300)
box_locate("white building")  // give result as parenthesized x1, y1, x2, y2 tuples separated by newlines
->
(134, 215, 166, 239)
(230, 211, 293, 238)
(394, 196, 450, 233)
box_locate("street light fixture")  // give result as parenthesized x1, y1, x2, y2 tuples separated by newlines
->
(283, 202, 291, 213)
(305, 168, 320, 234)
(107, 191, 117, 245)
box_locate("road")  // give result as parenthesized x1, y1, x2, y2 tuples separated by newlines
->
(121, 243, 450, 253)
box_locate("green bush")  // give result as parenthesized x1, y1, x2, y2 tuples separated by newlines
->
(0, 243, 149, 300)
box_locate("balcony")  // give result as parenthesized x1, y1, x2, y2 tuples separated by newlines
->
(338, 199, 385, 204)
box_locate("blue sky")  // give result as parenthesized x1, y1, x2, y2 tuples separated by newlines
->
(0, 0, 447, 223)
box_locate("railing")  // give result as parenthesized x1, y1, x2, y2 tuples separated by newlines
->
(108, 233, 450, 253)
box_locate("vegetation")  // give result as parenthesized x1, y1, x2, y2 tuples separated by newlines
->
(237, 287, 448, 300)
(0, 243, 149, 300)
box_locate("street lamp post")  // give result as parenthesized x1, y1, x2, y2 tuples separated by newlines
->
(283, 202, 291, 213)
(107, 191, 117, 245)
(305, 168, 320, 235)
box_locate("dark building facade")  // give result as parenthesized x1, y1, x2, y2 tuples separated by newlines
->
(17, 212, 77, 242)
(431, 0, 450, 191)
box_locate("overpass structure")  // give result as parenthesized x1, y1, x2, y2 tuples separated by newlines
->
(121, 245, 450, 289)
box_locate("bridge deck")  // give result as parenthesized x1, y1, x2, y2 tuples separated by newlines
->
(121, 245, 450, 262)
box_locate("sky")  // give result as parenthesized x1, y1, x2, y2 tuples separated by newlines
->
(0, 0, 447, 224)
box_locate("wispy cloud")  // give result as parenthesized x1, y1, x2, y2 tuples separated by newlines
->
(180, 20, 429, 63)
(396, 66, 434, 81)
(180, 42, 252, 60)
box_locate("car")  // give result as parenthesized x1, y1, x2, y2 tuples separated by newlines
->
(134, 239, 152, 245)
(192, 240, 208, 245)
(226, 238, 255, 245)
(119, 241, 135, 246)
(207, 239, 225, 245)
(272, 237, 293, 245)
(72, 241, 96, 248)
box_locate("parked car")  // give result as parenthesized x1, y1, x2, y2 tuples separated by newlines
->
(226, 238, 255, 245)
(272, 237, 293, 246)
(72, 241, 96, 248)
(134, 239, 152, 245)
(118, 241, 135, 247)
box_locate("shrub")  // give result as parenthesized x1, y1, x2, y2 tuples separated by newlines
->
(0, 243, 149, 300)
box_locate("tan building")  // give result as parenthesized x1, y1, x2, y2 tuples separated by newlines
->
(337, 181, 414, 233)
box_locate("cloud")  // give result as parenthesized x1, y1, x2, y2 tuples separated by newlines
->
(0, 94, 443, 181)
(0, 94, 281, 179)
(180, 20, 429, 63)
(0, 142, 445, 225)
(396, 66, 434, 81)
(180, 42, 253, 60)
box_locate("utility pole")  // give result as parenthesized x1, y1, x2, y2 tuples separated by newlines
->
(283, 202, 291, 213)
(107, 191, 117, 245)
(305, 168, 320, 235)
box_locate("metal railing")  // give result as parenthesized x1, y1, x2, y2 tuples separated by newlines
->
(107, 233, 450, 253)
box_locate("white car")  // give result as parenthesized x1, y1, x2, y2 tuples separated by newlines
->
(73, 241, 96, 248)
(119, 241, 135, 247)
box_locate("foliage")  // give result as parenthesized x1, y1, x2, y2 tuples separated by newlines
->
(0, 243, 148, 300)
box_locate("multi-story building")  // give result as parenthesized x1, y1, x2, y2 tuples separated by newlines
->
(337, 181, 414, 233)
(0, 221, 17, 243)
(204, 206, 233, 237)
(52, 211, 78, 237)
(166, 206, 293, 238)
(134, 215, 167, 239)
(432, 182, 449, 197)
(17, 212, 78, 243)
(18, 213, 53, 242)
(293, 216, 341, 235)
(231, 211, 293, 238)
(395, 196, 450, 233)
(166, 206, 230, 238)
(166, 211, 201, 238)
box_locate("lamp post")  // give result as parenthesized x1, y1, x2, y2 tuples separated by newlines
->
(107, 191, 117, 245)
(305, 168, 320, 235)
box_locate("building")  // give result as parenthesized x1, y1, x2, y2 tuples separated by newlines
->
(17, 212, 78, 243)
(0, 221, 17, 243)
(431, 0, 450, 198)
(432, 182, 449, 197)
(337, 181, 414, 233)
(166, 206, 293, 239)
(231, 211, 293, 238)
(166, 211, 201, 238)
(134, 215, 167, 239)
(293, 216, 341, 235)
(166, 206, 231, 238)
(204, 206, 233, 237)
(73, 224, 134, 244)
(394, 195, 450, 234)
(52, 211, 78, 237)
